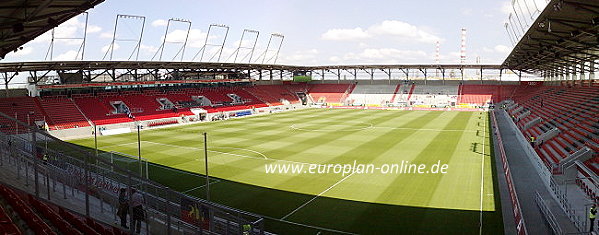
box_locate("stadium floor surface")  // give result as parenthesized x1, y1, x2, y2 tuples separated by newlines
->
(69, 108, 503, 234)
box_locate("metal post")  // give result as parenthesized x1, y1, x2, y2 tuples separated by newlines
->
(137, 122, 142, 177)
(204, 132, 210, 201)
(84, 153, 90, 216)
(46, 170, 50, 201)
(94, 124, 98, 157)
(31, 124, 39, 197)
(14, 113, 18, 135)
(165, 187, 171, 235)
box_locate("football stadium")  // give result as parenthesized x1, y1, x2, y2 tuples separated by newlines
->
(0, 0, 597, 234)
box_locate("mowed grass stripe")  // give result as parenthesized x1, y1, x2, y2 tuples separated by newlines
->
(428, 112, 490, 210)
(322, 112, 460, 203)
(70, 109, 494, 210)
(390, 111, 474, 209)
(136, 109, 371, 149)
(207, 110, 414, 184)
(282, 111, 448, 221)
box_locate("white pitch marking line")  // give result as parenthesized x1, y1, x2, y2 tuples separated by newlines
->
(374, 126, 477, 133)
(142, 140, 322, 166)
(290, 122, 374, 132)
(102, 140, 342, 170)
(141, 141, 268, 160)
(479, 113, 486, 235)
(281, 172, 355, 220)
(182, 179, 222, 194)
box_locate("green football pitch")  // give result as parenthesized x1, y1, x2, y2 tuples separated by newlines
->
(69, 108, 503, 234)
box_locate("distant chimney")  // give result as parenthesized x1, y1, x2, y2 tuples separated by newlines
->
(460, 28, 466, 64)
(435, 41, 440, 64)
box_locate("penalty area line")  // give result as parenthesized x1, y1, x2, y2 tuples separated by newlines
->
(374, 126, 477, 132)
(141, 140, 268, 160)
(281, 172, 355, 220)
(182, 179, 222, 194)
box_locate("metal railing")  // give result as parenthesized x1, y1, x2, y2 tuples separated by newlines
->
(0, 111, 264, 234)
(535, 191, 564, 235)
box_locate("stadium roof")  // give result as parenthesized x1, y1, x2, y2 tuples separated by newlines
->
(0, 0, 104, 59)
(502, 0, 599, 74)
(0, 60, 502, 73)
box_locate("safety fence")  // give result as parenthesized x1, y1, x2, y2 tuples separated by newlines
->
(491, 110, 528, 235)
(0, 111, 264, 235)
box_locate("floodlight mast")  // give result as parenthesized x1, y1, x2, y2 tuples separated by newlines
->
(511, 0, 527, 34)
(45, 12, 89, 61)
(81, 12, 88, 60)
(153, 18, 192, 61)
(504, 23, 516, 46)
(193, 24, 230, 62)
(103, 14, 146, 61)
(508, 14, 522, 39)
(256, 33, 284, 64)
(227, 29, 260, 63)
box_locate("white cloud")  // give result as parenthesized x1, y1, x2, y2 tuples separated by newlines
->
(321, 27, 370, 41)
(101, 43, 120, 53)
(482, 44, 511, 54)
(152, 19, 168, 27)
(321, 20, 442, 44)
(278, 49, 320, 65)
(100, 32, 113, 39)
(494, 44, 511, 54)
(368, 20, 441, 44)
(164, 29, 208, 48)
(32, 16, 102, 45)
(54, 50, 79, 61)
(331, 48, 428, 64)
(87, 25, 102, 33)
(140, 44, 159, 54)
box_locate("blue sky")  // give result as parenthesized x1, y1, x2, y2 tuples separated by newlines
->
(3, 0, 546, 65)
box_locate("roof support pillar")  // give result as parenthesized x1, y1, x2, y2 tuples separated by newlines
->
(570, 65, 577, 87)
(518, 71, 521, 82)
(579, 62, 585, 87)
(480, 67, 483, 85)
(559, 67, 566, 86)
(589, 61, 595, 87)
(441, 68, 446, 85)
(3, 72, 8, 98)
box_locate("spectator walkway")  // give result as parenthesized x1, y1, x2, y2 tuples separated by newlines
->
(494, 109, 579, 234)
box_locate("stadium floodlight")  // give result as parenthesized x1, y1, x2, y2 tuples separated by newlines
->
(152, 18, 192, 61)
(225, 29, 260, 63)
(508, 14, 523, 39)
(254, 33, 284, 64)
(529, 0, 543, 16)
(45, 12, 89, 61)
(102, 14, 146, 61)
(504, 23, 517, 46)
(520, 0, 534, 20)
(512, 0, 529, 33)
(191, 24, 230, 62)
